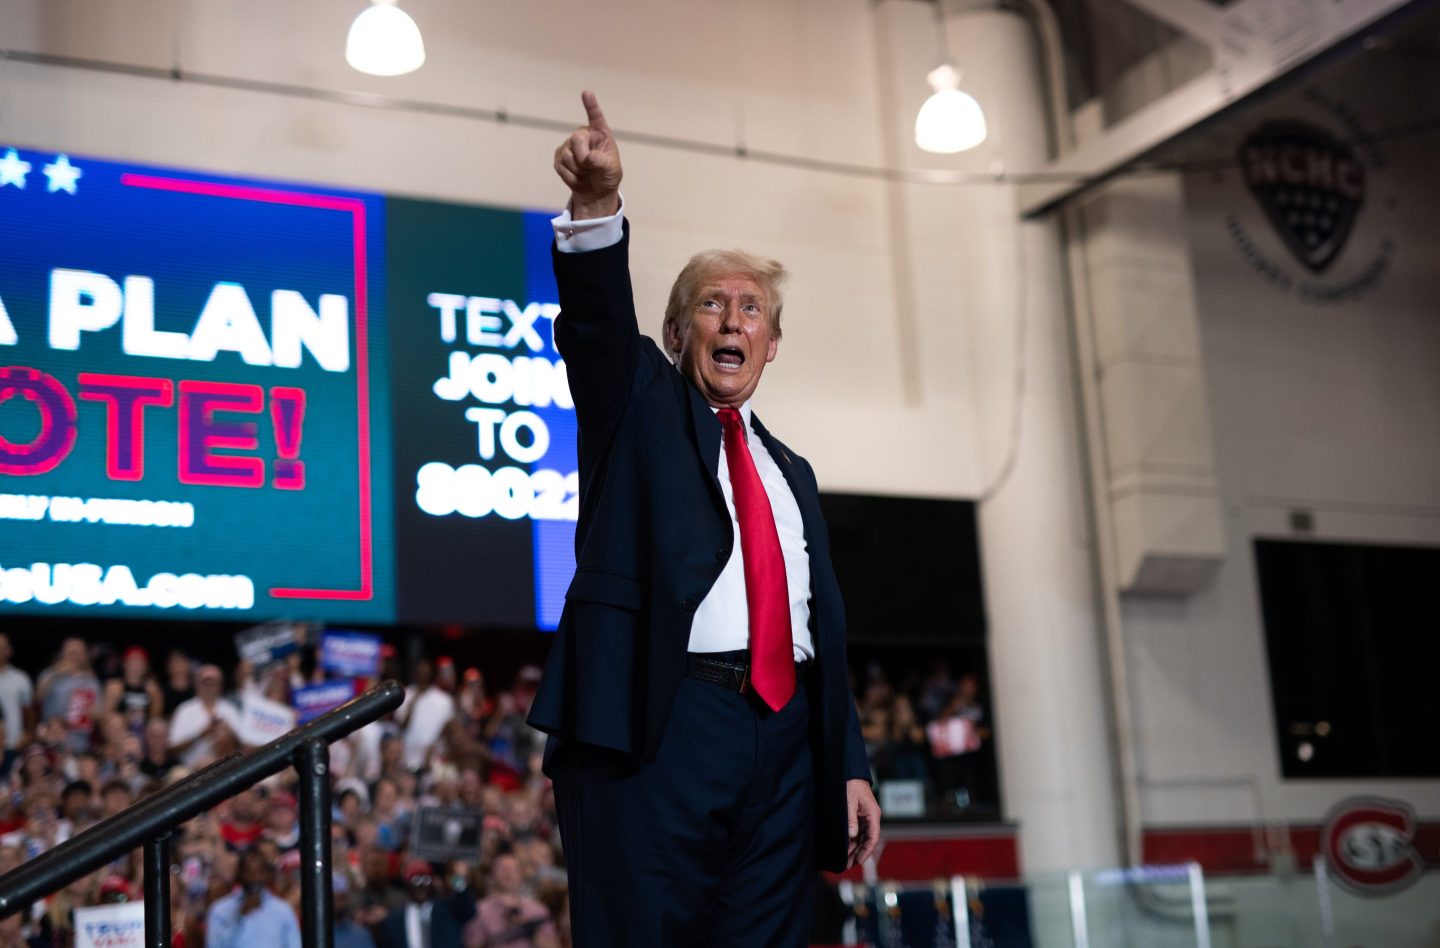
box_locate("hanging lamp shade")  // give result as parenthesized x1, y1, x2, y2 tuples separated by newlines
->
(914, 64, 987, 154)
(346, 0, 426, 77)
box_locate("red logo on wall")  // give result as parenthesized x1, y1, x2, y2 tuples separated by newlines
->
(1321, 797, 1424, 896)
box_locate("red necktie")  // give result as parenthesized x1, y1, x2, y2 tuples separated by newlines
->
(716, 408, 795, 712)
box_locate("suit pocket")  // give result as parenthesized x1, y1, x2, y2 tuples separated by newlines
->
(566, 568, 643, 611)
(563, 569, 645, 753)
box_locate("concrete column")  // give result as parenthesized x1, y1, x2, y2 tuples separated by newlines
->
(1078, 174, 1226, 596)
(874, 0, 1120, 871)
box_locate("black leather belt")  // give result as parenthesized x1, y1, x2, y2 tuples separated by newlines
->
(685, 649, 810, 693)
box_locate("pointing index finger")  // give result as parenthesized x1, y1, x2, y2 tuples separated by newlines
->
(581, 90, 611, 133)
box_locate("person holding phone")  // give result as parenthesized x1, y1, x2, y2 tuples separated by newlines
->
(205, 847, 301, 948)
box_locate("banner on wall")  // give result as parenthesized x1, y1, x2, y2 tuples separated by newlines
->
(0, 144, 577, 627)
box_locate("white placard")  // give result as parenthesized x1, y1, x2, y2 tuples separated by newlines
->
(241, 692, 297, 746)
(74, 903, 145, 948)
(879, 780, 927, 819)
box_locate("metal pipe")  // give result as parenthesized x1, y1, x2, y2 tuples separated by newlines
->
(143, 833, 172, 948)
(296, 739, 334, 948)
(1013, 0, 1147, 868)
(0, 681, 403, 917)
(1060, 199, 1145, 868)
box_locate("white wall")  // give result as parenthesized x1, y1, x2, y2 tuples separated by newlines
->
(1129, 47, 1440, 828)
(0, 0, 1024, 498)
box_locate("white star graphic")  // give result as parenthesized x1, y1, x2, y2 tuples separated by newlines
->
(0, 149, 31, 189)
(43, 154, 82, 194)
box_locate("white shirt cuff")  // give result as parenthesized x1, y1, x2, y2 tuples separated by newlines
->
(552, 195, 625, 253)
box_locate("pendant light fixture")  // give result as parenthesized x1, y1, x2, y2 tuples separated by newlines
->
(346, 0, 426, 77)
(914, 3, 987, 154)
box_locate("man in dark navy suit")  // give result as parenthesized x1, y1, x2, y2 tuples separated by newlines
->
(527, 91, 881, 947)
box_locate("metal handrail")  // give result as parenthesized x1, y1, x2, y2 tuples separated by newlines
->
(0, 679, 405, 948)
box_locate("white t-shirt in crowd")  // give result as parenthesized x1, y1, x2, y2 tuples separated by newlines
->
(0, 666, 34, 750)
(169, 696, 243, 766)
(403, 686, 455, 769)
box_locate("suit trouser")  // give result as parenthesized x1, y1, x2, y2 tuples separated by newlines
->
(551, 674, 815, 947)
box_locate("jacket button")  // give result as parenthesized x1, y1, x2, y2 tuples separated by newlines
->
(682, 596, 699, 612)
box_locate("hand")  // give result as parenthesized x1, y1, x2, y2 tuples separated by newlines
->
(555, 90, 622, 220)
(846, 779, 881, 869)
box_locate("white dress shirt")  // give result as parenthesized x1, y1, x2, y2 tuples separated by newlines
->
(552, 202, 815, 660)
(404, 901, 432, 948)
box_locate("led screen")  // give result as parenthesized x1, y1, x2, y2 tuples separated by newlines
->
(386, 199, 575, 630)
(0, 145, 575, 627)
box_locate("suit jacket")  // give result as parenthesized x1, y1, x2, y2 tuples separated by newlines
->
(375, 898, 472, 948)
(527, 223, 868, 872)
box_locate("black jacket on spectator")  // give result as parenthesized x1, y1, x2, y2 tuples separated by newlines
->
(374, 897, 472, 948)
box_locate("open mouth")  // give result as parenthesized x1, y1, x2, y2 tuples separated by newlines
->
(712, 346, 745, 367)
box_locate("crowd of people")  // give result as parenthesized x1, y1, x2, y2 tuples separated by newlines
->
(856, 660, 993, 819)
(0, 631, 564, 948)
(0, 630, 995, 947)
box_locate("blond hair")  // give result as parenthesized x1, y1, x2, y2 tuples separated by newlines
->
(662, 249, 788, 361)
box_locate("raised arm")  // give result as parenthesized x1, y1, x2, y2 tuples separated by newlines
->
(551, 92, 645, 439)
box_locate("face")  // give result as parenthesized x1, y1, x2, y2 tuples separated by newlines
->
(0, 634, 11, 663)
(62, 638, 88, 668)
(239, 853, 271, 890)
(407, 871, 433, 903)
(144, 720, 169, 751)
(490, 855, 521, 895)
(667, 275, 779, 409)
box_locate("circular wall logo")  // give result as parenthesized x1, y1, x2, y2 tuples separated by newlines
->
(1242, 120, 1363, 274)
(1225, 88, 1395, 304)
(1321, 797, 1424, 896)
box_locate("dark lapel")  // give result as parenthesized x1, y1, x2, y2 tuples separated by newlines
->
(686, 381, 725, 509)
(751, 413, 827, 642)
(750, 412, 825, 567)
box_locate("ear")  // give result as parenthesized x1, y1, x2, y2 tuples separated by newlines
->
(765, 334, 779, 364)
(664, 318, 685, 361)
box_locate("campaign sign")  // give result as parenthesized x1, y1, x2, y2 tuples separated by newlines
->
(293, 679, 356, 723)
(241, 691, 297, 745)
(74, 902, 145, 948)
(234, 621, 302, 667)
(0, 146, 394, 622)
(320, 628, 381, 677)
(408, 805, 484, 863)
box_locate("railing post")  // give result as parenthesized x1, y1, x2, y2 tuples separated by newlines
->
(296, 739, 333, 948)
(143, 832, 172, 948)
